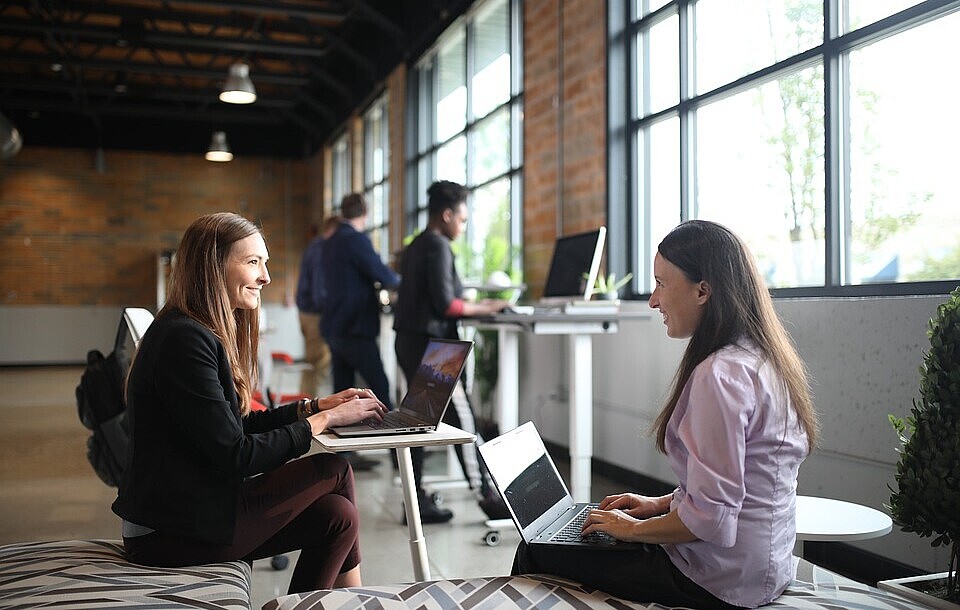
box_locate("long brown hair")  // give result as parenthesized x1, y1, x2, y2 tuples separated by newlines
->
(160, 212, 262, 416)
(652, 220, 818, 453)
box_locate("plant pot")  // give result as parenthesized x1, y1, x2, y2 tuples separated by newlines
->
(878, 572, 959, 609)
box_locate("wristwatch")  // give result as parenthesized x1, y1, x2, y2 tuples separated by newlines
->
(298, 397, 319, 419)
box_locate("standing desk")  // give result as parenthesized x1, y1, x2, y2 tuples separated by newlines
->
(465, 309, 652, 503)
(312, 423, 475, 581)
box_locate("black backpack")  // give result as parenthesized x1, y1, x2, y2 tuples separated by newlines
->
(76, 315, 135, 487)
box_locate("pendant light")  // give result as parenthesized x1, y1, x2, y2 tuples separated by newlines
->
(205, 131, 233, 162)
(219, 62, 256, 104)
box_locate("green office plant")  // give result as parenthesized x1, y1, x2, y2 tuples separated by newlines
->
(585, 271, 633, 300)
(887, 286, 960, 605)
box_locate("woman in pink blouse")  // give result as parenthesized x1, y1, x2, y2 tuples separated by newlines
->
(511, 220, 819, 609)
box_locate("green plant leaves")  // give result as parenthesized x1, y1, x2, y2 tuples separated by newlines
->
(889, 286, 960, 599)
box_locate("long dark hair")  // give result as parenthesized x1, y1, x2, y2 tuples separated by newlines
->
(652, 220, 818, 452)
(160, 212, 262, 416)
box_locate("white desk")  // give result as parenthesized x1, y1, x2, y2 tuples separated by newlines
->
(795, 495, 893, 542)
(465, 310, 651, 503)
(312, 423, 475, 581)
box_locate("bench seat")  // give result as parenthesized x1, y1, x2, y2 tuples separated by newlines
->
(262, 558, 913, 610)
(0, 539, 251, 609)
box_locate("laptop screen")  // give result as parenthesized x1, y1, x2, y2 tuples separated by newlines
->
(480, 422, 571, 530)
(541, 227, 606, 300)
(401, 338, 472, 424)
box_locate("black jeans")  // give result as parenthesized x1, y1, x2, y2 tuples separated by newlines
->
(513, 540, 743, 609)
(326, 335, 395, 410)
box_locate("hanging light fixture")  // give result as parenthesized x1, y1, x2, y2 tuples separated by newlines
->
(0, 111, 22, 159)
(205, 131, 233, 162)
(219, 62, 256, 104)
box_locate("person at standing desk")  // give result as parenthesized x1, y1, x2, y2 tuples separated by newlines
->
(322, 193, 401, 472)
(295, 216, 339, 396)
(393, 180, 511, 523)
(511, 220, 820, 609)
(113, 212, 388, 593)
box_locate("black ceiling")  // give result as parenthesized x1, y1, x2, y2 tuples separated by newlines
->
(0, 0, 472, 159)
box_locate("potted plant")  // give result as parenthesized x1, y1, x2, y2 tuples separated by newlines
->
(881, 286, 960, 608)
(585, 272, 633, 300)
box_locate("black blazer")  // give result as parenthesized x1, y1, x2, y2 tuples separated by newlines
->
(112, 310, 313, 545)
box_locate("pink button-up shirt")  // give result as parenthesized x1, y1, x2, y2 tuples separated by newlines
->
(663, 341, 808, 608)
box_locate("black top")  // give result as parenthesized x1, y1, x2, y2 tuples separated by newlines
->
(393, 229, 461, 340)
(112, 310, 313, 545)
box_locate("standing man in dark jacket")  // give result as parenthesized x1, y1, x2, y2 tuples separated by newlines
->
(295, 216, 339, 397)
(393, 180, 510, 523)
(321, 193, 401, 461)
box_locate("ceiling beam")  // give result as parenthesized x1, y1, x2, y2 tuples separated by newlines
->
(3, 97, 284, 124)
(166, 0, 347, 22)
(1, 53, 311, 86)
(0, 19, 329, 58)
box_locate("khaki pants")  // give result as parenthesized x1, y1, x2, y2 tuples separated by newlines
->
(298, 311, 330, 396)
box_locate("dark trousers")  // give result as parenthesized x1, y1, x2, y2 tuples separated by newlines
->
(123, 453, 360, 594)
(395, 331, 492, 498)
(326, 335, 395, 410)
(512, 540, 743, 610)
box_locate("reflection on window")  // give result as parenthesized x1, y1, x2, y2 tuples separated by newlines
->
(437, 136, 466, 185)
(615, 0, 957, 292)
(363, 95, 390, 261)
(437, 33, 466, 142)
(636, 12, 679, 117)
(639, 116, 680, 286)
(408, 0, 521, 284)
(842, 0, 922, 34)
(693, 0, 822, 96)
(697, 66, 825, 287)
(459, 178, 513, 281)
(331, 132, 351, 210)
(472, 108, 510, 184)
(845, 12, 960, 284)
(473, 0, 510, 119)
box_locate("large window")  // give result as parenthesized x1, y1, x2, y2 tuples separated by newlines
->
(330, 131, 351, 212)
(611, 0, 960, 294)
(363, 94, 391, 262)
(406, 0, 523, 284)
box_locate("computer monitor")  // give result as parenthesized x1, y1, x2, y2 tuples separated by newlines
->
(541, 227, 606, 303)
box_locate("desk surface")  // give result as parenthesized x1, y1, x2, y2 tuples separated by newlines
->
(312, 422, 476, 452)
(795, 495, 893, 541)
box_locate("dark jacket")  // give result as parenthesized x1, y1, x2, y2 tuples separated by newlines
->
(112, 310, 313, 545)
(295, 236, 326, 314)
(321, 223, 400, 340)
(393, 229, 461, 340)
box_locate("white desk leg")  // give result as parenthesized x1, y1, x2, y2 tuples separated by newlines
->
(396, 446, 430, 581)
(568, 333, 592, 503)
(497, 327, 520, 433)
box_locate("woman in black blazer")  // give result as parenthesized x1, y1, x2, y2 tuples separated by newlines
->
(113, 212, 386, 593)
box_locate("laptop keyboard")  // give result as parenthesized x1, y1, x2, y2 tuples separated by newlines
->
(363, 410, 424, 430)
(550, 504, 619, 545)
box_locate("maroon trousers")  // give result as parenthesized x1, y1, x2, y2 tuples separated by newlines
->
(123, 453, 360, 594)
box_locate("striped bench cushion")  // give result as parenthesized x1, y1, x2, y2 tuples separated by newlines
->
(0, 539, 251, 609)
(263, 559, 914, 610)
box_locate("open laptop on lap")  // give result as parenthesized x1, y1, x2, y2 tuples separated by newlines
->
(479, 421, 642, 549)
(330, 338, 472, 437)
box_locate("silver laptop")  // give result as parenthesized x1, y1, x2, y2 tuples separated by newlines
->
(330, 338, 472, 437)
(479, 421, 640, 549)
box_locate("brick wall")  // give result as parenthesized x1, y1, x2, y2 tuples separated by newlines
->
(1, 147, 313, 308)
(523, 0, 607, 297)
